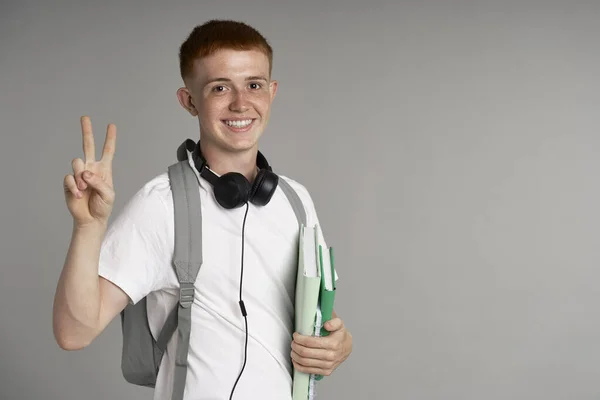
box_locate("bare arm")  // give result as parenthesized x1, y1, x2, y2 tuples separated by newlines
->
(52, 116, 127, 350)
(52, 222, 129, 350)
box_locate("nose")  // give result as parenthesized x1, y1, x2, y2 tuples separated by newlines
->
(229, 91, 249, 112)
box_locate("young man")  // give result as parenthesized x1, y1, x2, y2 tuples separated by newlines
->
(53, 20, 352, 399)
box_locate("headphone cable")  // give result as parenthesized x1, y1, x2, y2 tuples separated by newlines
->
(229, 202, 250, 400)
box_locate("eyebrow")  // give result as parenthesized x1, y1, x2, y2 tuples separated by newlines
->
(246, 76, 268, 82)
(205, 76, 269, 85)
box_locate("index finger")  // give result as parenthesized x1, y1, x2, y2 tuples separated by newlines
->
(81, 116, 96, 162)
(101, 123, 117, 163)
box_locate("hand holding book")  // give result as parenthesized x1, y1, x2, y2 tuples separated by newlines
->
(292, 224, 352, 399)
(290, 312, 351, 376)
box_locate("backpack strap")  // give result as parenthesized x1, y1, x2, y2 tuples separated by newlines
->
(160, 154, 203, 400)
(278, 177, 307, 227)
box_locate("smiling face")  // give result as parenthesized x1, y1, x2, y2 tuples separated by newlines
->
(178, 48, 278, 155)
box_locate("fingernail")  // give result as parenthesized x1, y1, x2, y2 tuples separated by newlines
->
(83, 171, 91, 179)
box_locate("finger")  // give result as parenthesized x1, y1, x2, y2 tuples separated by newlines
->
(291, 341, 335, 362)
(71, 158, 87, 191)
(292, 332, 332, 349)
(292, 359, 334, 377)
(64, 174, 82, 199)
(101, 123, 116, 163)
(324, 317, 344, 332)
(291, 352, 333, 370)
(291, 349, 332, 369)
(81, 116, 96, 162)
(82, 171, 115, 204)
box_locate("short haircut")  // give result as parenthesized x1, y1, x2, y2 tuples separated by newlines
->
(179, 19, 274, 81)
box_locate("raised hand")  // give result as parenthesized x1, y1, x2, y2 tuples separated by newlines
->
(63, 116, 117, 227)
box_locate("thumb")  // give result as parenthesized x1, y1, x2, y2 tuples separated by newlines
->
(324, 317, 344, 332)
(82, 171, 114, 203)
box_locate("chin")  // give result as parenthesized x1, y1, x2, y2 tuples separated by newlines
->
(217, 127, 263, 151)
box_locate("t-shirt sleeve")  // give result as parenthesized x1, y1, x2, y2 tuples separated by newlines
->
(98, 179, 174, 305)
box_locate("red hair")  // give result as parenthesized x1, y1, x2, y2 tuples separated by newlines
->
(179, 19, 274, 81)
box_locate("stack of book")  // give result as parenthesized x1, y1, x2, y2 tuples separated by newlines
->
(292, 224, 337, 400)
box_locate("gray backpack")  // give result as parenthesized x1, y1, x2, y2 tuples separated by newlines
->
(119, 139, 307, 400)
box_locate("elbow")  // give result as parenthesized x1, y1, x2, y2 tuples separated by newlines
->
(53, 320, 93, 351)
(55, 335, 91, 351)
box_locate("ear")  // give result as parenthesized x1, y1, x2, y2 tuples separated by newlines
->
(176, 87, 198, 116)
(269, 80, 278, 101)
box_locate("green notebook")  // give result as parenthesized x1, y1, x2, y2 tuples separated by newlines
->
(318, 244, 336, 337)
(311, 244, 336, 383)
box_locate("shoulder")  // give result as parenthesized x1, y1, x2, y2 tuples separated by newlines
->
(278, 174, 319, 224)
(279, 175, 314, 203)
(136, 172, 173, 202)
(279, 174, 309, 196)
(111, 172, 174, 225)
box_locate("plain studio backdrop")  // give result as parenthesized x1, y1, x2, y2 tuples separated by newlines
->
(1, 0, 600, 399)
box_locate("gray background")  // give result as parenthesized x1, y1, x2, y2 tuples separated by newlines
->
(1, 0, 600, 399)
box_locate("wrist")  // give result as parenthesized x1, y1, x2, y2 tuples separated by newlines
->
(72, 219, 108, 236)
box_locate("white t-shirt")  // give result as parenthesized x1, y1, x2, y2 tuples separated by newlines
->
(98, 157, 327, 400)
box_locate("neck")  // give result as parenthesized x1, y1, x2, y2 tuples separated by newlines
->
(199, 141, 258, 182)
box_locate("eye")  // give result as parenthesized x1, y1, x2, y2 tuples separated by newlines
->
(212, 85, 226, 92)
(249, 82, 262, 90)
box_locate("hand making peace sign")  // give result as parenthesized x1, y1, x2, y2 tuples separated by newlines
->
(63, 116, 117, 227)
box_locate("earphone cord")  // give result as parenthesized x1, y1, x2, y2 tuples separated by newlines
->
(229, 202, 250, 400)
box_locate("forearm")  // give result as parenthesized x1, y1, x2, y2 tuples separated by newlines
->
(53, 221, 107, 349)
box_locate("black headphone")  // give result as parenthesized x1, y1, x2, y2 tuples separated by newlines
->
(189, 140, 279, 209)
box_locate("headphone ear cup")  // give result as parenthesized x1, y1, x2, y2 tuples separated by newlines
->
(213, 172, 251, 209)
(250, 170, 279, 206)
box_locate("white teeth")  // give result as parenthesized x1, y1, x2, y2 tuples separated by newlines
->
(225, 119, 253, 128)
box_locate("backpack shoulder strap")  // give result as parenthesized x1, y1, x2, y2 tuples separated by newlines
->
(169, 158, 203, 295)
(155, 140, 203, 400)
(278, 177, 307, 227)
(167, 158, 202, 400)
